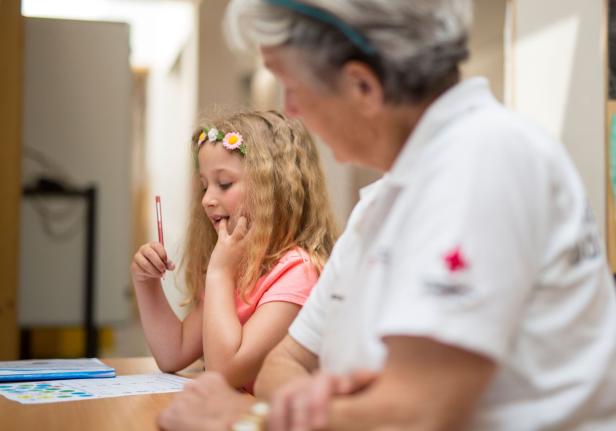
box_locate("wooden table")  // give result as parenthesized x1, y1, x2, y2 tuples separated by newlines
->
(0, 357, 203, 431)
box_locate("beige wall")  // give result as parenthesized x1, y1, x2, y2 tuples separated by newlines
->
(510, 0, 606, 234)
(463, 0, 507, 101)
(197, 0, 247, 110)
(21, 18, 133, 325)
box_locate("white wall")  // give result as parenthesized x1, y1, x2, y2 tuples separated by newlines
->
(145, 8, 199, 320)
(510, 0, 606, 232)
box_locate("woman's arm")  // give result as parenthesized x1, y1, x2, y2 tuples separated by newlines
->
(267, 336, 495, 431)
(131, 241, 204, 372)
(330, 336, 495, 431)
(255, 335, 319, 397)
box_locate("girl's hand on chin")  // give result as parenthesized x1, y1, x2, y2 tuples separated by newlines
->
(208, 216, 249, 278)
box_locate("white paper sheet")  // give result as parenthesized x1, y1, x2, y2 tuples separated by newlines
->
(0, 374, 189, 404)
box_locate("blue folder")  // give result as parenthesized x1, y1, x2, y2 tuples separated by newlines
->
(0, 358, 115, 382)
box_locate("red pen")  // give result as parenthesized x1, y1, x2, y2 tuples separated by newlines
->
(156, 195, 166, 279)
(155, 195, 165, 246)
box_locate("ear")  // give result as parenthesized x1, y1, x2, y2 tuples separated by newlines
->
(340, 61, 384, 117)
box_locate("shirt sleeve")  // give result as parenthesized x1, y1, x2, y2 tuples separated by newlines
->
(375, 119, 551, 362)
(258, 256, 319, 307)
(289, 196, 373, 356)
(288, 245, 347, 355)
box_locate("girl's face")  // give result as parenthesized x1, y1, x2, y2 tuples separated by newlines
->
(198, 143, 246, 234)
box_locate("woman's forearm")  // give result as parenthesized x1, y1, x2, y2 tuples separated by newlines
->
(255, 336, 317, 398)
(329, 382, 425, 431)
(329, 337, 494, 431)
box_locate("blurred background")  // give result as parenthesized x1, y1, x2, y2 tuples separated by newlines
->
(1, 0, 615, 360)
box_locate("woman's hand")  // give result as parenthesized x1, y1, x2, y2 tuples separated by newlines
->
(157, 372, 255, 431)
(207, 216, 249, 279)
(130, 241, 175, 283)
(269, 370, 378, 431)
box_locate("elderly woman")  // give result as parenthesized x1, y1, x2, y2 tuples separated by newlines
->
(159, 1, 616, 430)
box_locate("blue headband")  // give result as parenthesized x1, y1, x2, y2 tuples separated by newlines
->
(265, 0, 377, 56)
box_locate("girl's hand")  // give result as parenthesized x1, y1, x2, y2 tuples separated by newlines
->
(207, 216, 249, 279)
(131, 241, 176, 283)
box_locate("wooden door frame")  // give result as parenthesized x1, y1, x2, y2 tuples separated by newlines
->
(0, 0, 22, 360)
(604, 0, 616, 271)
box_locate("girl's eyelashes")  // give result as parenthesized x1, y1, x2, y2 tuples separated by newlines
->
(200, 179, 232, 193)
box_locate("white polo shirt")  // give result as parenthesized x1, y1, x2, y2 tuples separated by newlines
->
(289, 77, 616, 430)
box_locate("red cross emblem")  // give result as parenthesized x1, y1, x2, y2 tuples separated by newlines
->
(443, 246, 468, 272)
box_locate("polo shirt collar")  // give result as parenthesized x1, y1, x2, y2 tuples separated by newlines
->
(388, 77, 497, 186)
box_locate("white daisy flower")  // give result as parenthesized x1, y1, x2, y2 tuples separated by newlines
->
(208, 128, 219, 142)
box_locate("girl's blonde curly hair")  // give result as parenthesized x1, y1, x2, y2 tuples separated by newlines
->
(182, 110, 338, 305)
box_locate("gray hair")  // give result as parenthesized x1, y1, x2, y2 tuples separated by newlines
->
(225, 0, 473, 104)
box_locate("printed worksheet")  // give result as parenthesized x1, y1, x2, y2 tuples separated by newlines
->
(0, 373, 189, 404)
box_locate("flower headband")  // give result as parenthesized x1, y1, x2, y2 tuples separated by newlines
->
(197, 127, 246, 156)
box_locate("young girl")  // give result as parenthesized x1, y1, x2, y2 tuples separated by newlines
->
(130, 110, 337, 390)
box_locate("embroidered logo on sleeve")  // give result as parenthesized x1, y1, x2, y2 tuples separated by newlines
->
(569, 202, 603, 266)
(424, 246, 472, 297)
